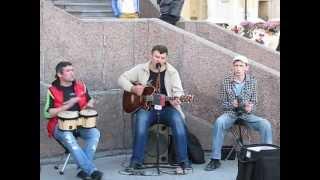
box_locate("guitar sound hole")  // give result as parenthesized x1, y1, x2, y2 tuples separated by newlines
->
(161, 126, 167, 131)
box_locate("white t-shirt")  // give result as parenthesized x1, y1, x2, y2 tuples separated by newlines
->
(118, 0, 137, 13)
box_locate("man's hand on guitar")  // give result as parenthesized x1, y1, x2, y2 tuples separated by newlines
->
(232, 99, 239, 108)
(169, 97, 181, 107)
(131, 85, 145, 96)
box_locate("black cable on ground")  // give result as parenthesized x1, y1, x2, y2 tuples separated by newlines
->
(118, 169, 161, 176)
(159, 167, 194, 175)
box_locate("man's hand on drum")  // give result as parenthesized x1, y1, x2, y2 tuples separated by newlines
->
(49, 97, 80, 117)
(85, 99, 95, 109)
(63, 97, 80, 108)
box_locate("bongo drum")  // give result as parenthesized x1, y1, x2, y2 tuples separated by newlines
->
(79, 109, 98, 128)
(57, 111, 79, 131)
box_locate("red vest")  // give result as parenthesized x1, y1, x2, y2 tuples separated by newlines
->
(47, 80, 88, 138)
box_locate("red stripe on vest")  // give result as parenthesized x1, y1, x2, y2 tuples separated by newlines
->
(47, 80, 88, 138)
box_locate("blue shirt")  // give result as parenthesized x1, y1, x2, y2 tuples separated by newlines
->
(233, 81, 245, 96)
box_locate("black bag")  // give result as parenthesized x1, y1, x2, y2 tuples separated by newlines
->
(236, 144, 280, 180)
(221, 145, 236, 160)
(168, 129, 205, 164)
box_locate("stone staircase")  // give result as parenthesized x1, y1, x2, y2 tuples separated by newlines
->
(52, 0, 115, 19)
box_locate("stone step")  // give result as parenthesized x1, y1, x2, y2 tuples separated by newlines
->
(64, 5, 112, 12)
(54, 1, 112, 7)
(71, 11, 115, 18)
(53, 0, 112, 4)
(66, 8, 113, 13)
(52, 0, 115, 18)
(80, 16, 118, 20)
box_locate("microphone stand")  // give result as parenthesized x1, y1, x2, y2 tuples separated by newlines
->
(146, 63, 178, 175)
(155, 64, 161, 175)
(128, 64, 178, 176)
(122, 64, 178, 176)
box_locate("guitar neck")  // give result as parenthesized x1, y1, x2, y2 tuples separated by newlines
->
(144, 95, 181, 101)
(144, 95, 175, 101)
(165, 96, 177, 101)
(143, 94, 192, 103)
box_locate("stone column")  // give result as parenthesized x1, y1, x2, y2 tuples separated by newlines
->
(207, 0, 259, 25)
(207, 0, 233, 23)
(269, 0, 280, 20)
(181, 0, 208, 20)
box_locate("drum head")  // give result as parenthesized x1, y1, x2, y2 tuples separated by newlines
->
(57, 111, 79, 120)
(80, 109, 98, 117)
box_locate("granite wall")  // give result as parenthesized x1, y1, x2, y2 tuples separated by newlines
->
(140, 0, 160, 18)
(177, 21, 280, 71)
(40, 0, 280, 159)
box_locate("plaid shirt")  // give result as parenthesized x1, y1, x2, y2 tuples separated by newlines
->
(220, 73, 257, 114)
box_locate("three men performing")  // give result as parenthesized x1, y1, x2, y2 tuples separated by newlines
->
(43, 46, 273, 179)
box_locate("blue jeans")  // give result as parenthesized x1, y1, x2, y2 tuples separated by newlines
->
(211, 113, 273, 160)
(111, 0, 120, 17)
(131, 106, 189, 164)
(53, 126, 100, 175)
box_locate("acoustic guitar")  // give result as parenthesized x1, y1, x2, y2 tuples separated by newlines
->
(122, 86, 193, 113)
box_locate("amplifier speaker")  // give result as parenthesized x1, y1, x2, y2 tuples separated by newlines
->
(144, 124, 170, 164)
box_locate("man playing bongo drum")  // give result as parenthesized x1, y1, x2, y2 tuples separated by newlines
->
(44, 61, 103, 180)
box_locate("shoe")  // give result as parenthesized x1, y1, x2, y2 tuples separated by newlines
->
(76, 170, 91, 180)
(205, 159, 221, 171)
(91, 170, 103, 180)
(175, 161, 192, 175)
(125, 162, 144, 172)
(180, 161, 192, 170)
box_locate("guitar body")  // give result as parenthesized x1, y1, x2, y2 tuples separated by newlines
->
(122, 86, 155, 113)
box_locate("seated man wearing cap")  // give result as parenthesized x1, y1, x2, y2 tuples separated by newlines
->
(205, 55, 273, 171)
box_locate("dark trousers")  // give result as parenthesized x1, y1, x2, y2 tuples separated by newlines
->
(158, 0, 185, 25)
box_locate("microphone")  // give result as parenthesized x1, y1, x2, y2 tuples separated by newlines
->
(156, 63, 161, 69)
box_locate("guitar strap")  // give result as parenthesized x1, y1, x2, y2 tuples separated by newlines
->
(155, 71, 161, 93)
(154, 72, 166, 106)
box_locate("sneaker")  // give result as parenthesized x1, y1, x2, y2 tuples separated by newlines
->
(205, 159, 221, 171)
(91, 170, 103, 180)
(130, 162, 144, 169)
(180, 161, 192, 170)
(76, 170, 91, 180)
(176, 161, 192, 174)
(175, 167, 184, 175)
(125, 162, 144, 172)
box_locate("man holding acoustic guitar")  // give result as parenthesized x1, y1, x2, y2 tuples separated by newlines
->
(118, 45, 192, 172)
